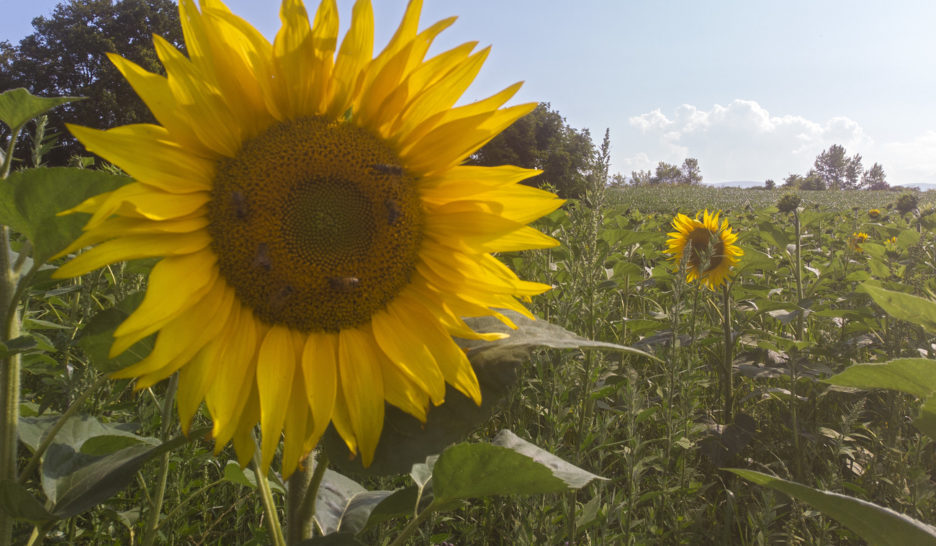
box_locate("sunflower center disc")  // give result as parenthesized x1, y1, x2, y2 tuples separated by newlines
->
(688, 228, 724, 272)
(207, 117, 423, 332)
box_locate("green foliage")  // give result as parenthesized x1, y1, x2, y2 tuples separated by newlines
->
(469, 103, 595, 198)
(0, 167, 128, 264)
(731, 469, 936, 545)
(0, 0, 184, 163)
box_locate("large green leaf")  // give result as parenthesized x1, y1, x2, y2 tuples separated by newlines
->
(311, 468, 416, 536)
(325, 311, 655, 476)
(77, 291, 153, 373)
(0, 88, 81, 131)
(49, 428, 207, 519)
(730, 469, 936, 546)
(430, 430, 604, 504)
(860, 283, 936, 333)
(0, 168, 128, 264)
(824, 358, 936, 399)
(0, 480, 57, 524)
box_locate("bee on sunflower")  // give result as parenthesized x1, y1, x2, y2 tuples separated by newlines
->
(53, 0, 563, 476)
(664, 209, 743, 290)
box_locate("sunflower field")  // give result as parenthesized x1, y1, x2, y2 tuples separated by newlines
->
(3, 1, 936, 545)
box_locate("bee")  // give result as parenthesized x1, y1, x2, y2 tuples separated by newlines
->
(328, 276, 360, 291)
(253, 242, 271, 271)
(230, 190, 248, 220)
(370, 163, 404, 176)
(269, 284, 294, 315)
(385, 199, 401, 226)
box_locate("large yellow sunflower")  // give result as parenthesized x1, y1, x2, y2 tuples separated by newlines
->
(53, 0, 563, 476)
(664, 209, 742, 289)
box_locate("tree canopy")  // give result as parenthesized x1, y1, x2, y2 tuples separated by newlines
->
(470, 103, 596, 198)
(784, 144, 888, 191)
(1, 0, 183, 163)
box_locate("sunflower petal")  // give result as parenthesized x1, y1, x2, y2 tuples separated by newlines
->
(338, 327, 384, 467)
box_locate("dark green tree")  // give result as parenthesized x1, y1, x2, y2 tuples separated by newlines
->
(861, 162, 888, 190)
(680, 157, 702, 185)
(653, 161, 682, 185)
(2, 0, 183, 163)
(813, 144, 863, 190)
(764, 178, 775, 189)
(470, 102, 595, 198)
(629, 169, 653, 186)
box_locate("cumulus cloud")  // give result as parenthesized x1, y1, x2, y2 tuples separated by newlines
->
(621, 99, 879, 183)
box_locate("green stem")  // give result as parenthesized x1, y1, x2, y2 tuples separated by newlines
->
(721, 283, 733, 422)
(253, 444, 286, 546)
(142, 374, 178, 546)
(156, 478, 224, 531)
(0, 127, 22, 180)
(18, 375, 110, 482)
(0, 224, 20, 546)
(286, 450, 328, 543)
(387, 502, 436, 546)
(793, 210, 804, 341)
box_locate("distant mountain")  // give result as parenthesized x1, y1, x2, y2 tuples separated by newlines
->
(706, 181, 763, 188)
(704, 181, 936, 191)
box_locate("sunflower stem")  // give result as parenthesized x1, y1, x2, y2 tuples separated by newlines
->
(142, 374, 178, 546)
(388, 501, 436, 546)
(286, 450, 327, 542)
(253, 444, 286, 546)
(0, 223, 21, 546)
(721, 283, 734, 422)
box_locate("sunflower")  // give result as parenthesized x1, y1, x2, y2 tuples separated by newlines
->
(665, 210, 742, 289)
(850, 231, 869, 252)
(868, 208, 881, 220)
(53, 0, 563, 476)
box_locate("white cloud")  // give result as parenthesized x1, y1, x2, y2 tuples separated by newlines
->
(878, 131, 936, 183)
(620, 99, 880, 183)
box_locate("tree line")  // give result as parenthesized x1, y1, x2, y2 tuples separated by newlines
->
(776, 144, 889, 191)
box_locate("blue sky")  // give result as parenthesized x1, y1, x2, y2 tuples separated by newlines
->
(4, 0, 936, 184)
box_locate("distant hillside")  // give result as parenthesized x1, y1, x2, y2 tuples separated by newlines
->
(705, 181, 936, 191)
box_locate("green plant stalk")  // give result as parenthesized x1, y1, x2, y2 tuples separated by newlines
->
(253, 444, 286, 546)
(18, 374, 110, 482)
(156, 478, 224, 531)
(791, 210, 803, 478)
(721, 283, 733, 422)
(0, 126, 22, 180)
(286, 450, 328, 542)
(0, 225, 20, 546)
(142, 374, 178, 546)
(387, 501, 436, 546)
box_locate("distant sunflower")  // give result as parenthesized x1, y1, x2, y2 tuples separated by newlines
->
(54, 0, 562, 476)
(868, 208, 882, 220)
(850, 232, 870, 252)
(665, 210, 742, 289)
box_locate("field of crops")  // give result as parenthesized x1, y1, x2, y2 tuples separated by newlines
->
(8, 176, 936, 545)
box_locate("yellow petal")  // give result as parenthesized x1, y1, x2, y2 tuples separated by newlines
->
(281, 362, 312, 478)
(256, 325, 297, 470)
(393, 293, 480, 404)
(338, 326, 384, 467)
(206, 304, 260, 446)
(301, 331, 337, 443)
(401, 103, 536, 175)
(54, 230, 212, 278)
(112, 250, 218, 351)
(326, 0, 372, 118)
(274, 0, 338, 117)
(372, 305, 446, 404)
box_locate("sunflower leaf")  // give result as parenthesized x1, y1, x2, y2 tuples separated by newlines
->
(859, 282, 936, 333)
(48, 427, 208, 519)
(0, 168, 129, 264)
(729, 469, 936, 546)
(0, 88, 81, 132)
(0, 480, 57, 524)
(77, 291, 154, 374)
(429, 430, 604, 504)
(313, 470, 413, 536)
